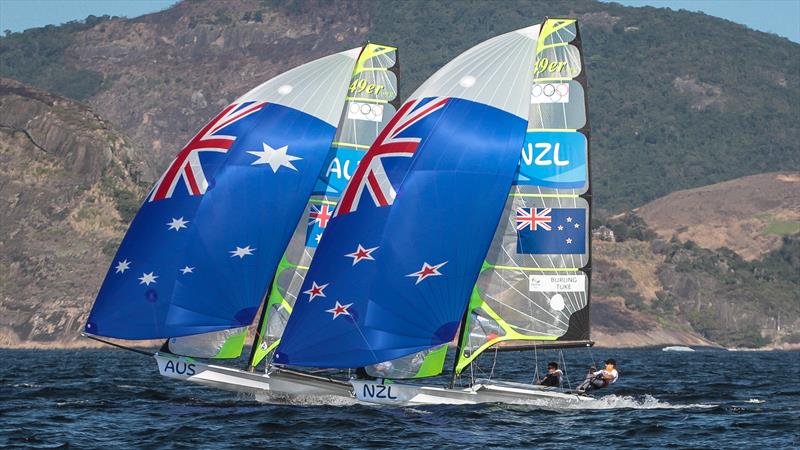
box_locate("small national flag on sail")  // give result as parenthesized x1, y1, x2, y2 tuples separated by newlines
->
(516, 207, 586, 254)
(305, 204, 334, 248)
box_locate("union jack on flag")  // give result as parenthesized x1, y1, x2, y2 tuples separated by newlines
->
(308, 204, 334, 228)
(516, 207, 552, 231)
(335, 97, 450, 216)
(148, 101, 266, 202)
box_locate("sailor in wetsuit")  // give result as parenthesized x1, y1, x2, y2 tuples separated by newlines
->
(577, 359, 619, 392)
(538, 362, 563, 387)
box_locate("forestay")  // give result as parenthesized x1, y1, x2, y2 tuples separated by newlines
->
(85, 48, 361, 341)
(274, 26, 541, 369)
(455, 18, 592, 373)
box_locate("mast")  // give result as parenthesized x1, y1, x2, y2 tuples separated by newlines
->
(449, 306, 471, 388)
(246, 282, 273, 372)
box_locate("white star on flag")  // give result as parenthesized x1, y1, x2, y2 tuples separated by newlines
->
(139, 272, 158, 286)
(406, 261, 447, 285)
(326, 301, 353, 320)
(230, 245, 256, 258)
(566, 217, 573, 223)
(574, 223, 580, 228)
(345, 244, 378, 265)
(115, 259, 131, 274)
(303, 281, 329, 302)
(247, 142, 301, 173)
(557, 225, 564, 231)
(315, 233, 322, 243)
(566, 238, 573, 244)
(167, 217, 189, 231)
(180, 266, 194, 274)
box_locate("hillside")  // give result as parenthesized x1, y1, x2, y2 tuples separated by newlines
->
(0, 79, 147, 347)
(0, 0, 797, 349)
(638, 172, 800, 260)
(1, 0, 798, 211)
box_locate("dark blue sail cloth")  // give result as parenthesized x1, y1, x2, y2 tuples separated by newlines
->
(86, 103, 335, 339)
(275, 97, 527, 368)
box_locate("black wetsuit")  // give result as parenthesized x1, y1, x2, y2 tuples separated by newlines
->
(539, 370, 562, 387)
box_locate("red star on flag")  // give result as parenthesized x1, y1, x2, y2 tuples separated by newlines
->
(303, 281, 329, 302)
(406, 261, 447, 285)
(345, 244, 378, 265)
(326, 301, 353, 320)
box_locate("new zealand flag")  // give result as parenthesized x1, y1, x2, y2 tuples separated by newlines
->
(517, 207, 586, 254)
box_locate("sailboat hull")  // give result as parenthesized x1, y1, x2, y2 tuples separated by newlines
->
(154, 353, 353, 398)
(351, 379, 593, 406)
(154, 353, 591, 407)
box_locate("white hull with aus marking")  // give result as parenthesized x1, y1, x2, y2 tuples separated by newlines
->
(154, 353, 353, 399)
(351, 379, 594, 406)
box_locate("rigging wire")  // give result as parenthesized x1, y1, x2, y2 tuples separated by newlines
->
(559, 348, 572, 391)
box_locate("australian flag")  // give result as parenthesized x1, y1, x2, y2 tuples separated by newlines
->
(516, 207, 586, 254)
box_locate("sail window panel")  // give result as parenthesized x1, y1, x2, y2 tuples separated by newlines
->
(167, 326, 248, 359)
(528, 81, 586, 130)
(463, 307, 506, 357)
(365, 344, 448, 379)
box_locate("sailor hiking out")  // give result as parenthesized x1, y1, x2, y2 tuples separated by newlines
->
(577, 359, 619, 392)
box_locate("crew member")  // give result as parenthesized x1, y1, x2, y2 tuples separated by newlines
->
(538, 361, 563, 387)
(577, 359, 618, 392)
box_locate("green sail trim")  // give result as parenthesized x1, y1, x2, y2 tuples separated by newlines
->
(413, 344, 448, 378)
(249, 255, 297, 368)
(212, 328, 249, 359)
(455, 285, 557, 374)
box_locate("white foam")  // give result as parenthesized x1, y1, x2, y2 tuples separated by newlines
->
(746, 398, 765, 404)
(506, 394, 717, 411)
(252, 391, 358, 407)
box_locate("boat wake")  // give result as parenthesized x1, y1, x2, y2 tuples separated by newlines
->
(253, 391, 358, 407)
(556, 394, 717, 410)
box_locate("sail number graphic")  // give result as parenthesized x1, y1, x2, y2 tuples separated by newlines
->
(521, 142, 569, 167)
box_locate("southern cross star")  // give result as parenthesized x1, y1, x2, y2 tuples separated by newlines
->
(345, 244, 378, 265)
(230, 245, 256, 258)
(247, 142, 301, 173)
(180, 266, 194, 274)
(139, 272, 158, 286)
(167, 217, 189, 231)
(303, 281, 329, 302)
(115, 259, 131, 274)
(406, 261, 448, 285)
(326, 301, 353, 320)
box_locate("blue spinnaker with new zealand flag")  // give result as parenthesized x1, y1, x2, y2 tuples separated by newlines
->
(85, 49, 361, 339)
(274, 97, 530, 368)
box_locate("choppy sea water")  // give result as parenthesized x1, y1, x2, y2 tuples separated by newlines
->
(1, 348, 798, 449)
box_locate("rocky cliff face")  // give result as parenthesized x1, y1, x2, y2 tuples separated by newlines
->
(0, 78, 146, 347)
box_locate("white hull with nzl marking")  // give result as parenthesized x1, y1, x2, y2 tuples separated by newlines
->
(154, 353, 353, 398)
(351, 379, 594, 406)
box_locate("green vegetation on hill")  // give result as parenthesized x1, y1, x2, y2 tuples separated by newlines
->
(0, 16, 111, 100)
(1, 0, 797, 211)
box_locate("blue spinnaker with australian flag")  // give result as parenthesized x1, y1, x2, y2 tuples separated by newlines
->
(275, 26, 541, 369)
(85, 48, 363, 340)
